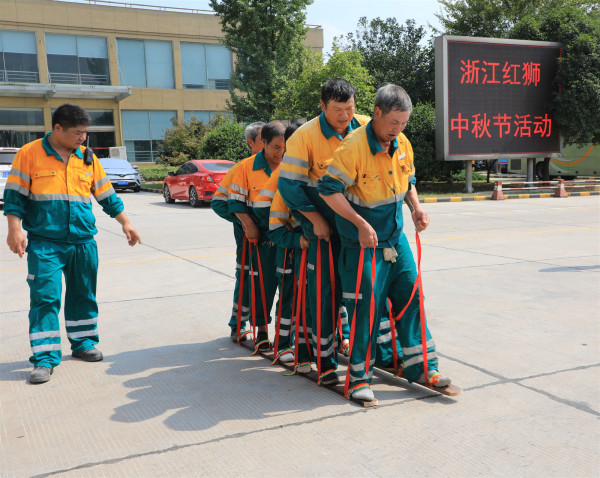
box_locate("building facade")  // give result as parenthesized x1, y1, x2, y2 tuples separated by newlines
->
(0, 0, 323, 161)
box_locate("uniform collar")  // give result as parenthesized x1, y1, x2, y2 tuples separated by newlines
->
(42, 132, 84, 161)
(252, 150, 272, 176)
(319, 112, 362, 140)
(366, 120, 399, 156)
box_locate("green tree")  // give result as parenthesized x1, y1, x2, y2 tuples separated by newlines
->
(339, 17, 435, 104)
(158, 114, 229, 166)
(511, 6, 600, 145)
(158, 117, 209, 166)
(404, 103, 463, 182)
(435, 0, 598, 37)
(436, 0, 600, 145)
(209, 0, 313, 123)
(273, 46, 375, 120)
(199, 119, 248, 161)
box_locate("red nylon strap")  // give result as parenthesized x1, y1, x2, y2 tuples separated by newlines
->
(291, 248, 308, 370)
(253, 241, 269, 342)
(344, 248, 365, 399)
(316, 239, 322, 379)
(364, 248, 376, 378)
(388, 298, 399, 374)
(236, 236, 248, 341)
(415, 233, 429, 383)
(327, 241, 338, 350)
(272, 248, 288, 359)
(248, 241, 257, 344)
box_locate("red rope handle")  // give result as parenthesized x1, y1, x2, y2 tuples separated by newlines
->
(236, 236, 248, 342)
(248, 241, 257, 345)
(344, 248, 365, 399)
(415, 233, 429, 383)
(327, 241, 339, 351)
(316, 239, 322, 380)
(388, 298, 399, 374)
(290, 248, 308, 371)
(364, 248, 376, 378)
(272, 248, 288, 359)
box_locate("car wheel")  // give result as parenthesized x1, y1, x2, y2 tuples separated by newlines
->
(189, 186, 202, 207)
(132, 186, 141, 192)
(163, 184, 175, 203)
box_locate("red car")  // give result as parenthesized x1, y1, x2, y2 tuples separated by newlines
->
(163, 159, 236, 207)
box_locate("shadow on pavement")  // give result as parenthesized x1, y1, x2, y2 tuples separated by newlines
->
(105, 340, 323, 431)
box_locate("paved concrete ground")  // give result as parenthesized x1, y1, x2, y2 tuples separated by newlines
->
(1, 193, 598, 477)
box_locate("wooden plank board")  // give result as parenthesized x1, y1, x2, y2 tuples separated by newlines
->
(238, 341, 378, 407)
(237, 340, 461, 405)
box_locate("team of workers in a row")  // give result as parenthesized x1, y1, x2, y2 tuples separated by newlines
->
(211, 78, 451, 402)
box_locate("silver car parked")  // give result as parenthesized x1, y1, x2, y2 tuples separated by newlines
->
(99, 157, 142, 192)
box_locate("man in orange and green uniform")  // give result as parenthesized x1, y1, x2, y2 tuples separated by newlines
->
(278, 78, 369, 385)
(211, 122, 264, 341)
(318, 85, 451, 402)
(228, 121, 286, 351)
(4, 103, 141, 384)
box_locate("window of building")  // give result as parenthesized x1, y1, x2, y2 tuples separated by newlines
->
(184, 111, 215, 124)
(117, 39, 174, 89)
(180, 42, 231, 90)
(0, 30, 39, 83)
(0, 108, 44, 147)
(45, 34, 109, 85)
(121, 110, 176, 162)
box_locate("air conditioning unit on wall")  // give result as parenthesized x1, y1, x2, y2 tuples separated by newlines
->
(109, 146, 127, 160)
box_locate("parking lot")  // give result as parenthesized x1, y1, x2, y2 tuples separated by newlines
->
(1, 192, 599, 477)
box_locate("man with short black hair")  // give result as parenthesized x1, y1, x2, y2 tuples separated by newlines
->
(278, 78, 370, 384)
(4, 103, 141, 384)
(228, 121, 286, 351)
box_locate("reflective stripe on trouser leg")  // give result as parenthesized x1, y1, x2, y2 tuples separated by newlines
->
(229, 222, 250, 330)
(294, 247, 312, 364)
(63, 240, 100, 354)
(388, 233, 438, 382)
(340, 246, 385, 387)
(306, 238, 341, 371)
(274, 246, 295, 351)
(26, 240, 66, 368)
(339, 305, 350, 341)
(374, 299, 403, 368)
(249, 241, 278, 327)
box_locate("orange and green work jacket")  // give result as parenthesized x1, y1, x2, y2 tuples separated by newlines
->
(318, 121, 416, 249)
(227, 151, 273, 228)
(250, 170, 303, 249)
(211, 157, 252, 223)
(277, 113, 370, 238)
(3, 133, 123, 243)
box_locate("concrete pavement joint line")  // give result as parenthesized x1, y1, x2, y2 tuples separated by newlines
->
(1, 289, 234, 314)
(422, 242, 598, 271)
(439, 353, 600, 416)
(96, 224, 234, 279)
(32, 393, 439, 477)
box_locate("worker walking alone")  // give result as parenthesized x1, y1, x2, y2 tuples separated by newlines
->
(4, 103, 141, 384)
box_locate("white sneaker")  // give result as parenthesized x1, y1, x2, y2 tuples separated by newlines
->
(417, 370, 451, 387)
(352, 386, 374, 401)
(279, 352, 294, 363)
(296, 363, 312, 374)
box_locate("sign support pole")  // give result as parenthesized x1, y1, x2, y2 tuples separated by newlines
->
(465, 161, 473, 193)
(527, 158, 535, 183)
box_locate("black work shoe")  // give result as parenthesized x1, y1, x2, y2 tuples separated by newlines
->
(30, 366, 52, 384)
(72, 348, 103, 362)
(230, 328, 249, 342)
(256, 331, 271, 351)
